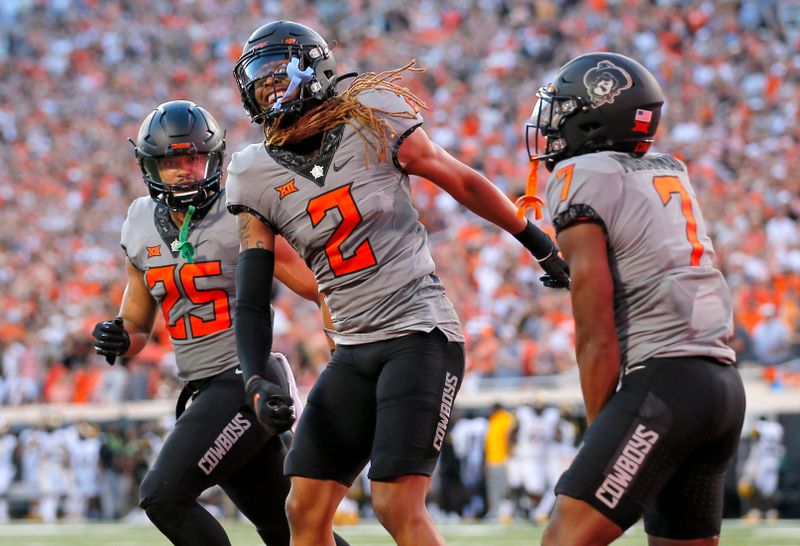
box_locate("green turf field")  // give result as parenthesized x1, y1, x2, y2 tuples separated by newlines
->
(0, 520, 798, 546)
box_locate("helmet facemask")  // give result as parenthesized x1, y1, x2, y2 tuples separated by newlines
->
(134, 100, 226, 212)
(140, 145, 223, 212)
(234, 42, 334, 124)
(525, 85, 583, 166)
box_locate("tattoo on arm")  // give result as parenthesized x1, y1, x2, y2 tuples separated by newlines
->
(237, 214, 251, 242)
(237, 213, 267, 250)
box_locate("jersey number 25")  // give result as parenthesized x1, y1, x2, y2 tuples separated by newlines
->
(145, 262, 231, 340)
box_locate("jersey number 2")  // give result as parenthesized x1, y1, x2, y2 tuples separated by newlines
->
(145, 261, 231, 340)
(306, 184, 377, 276)
(652, 176, 704, 266)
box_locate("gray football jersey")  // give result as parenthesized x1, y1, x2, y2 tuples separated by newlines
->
(226, 89, 464, 345)
(121, 192, 240, 381)
(545, 151, 735, 369)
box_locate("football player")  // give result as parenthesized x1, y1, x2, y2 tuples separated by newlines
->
(226, 20, 569, 546)
(92, 100, 350, 546)
(529, 53, 746, 545)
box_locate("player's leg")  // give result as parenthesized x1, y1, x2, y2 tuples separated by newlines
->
(139, 368, 273, 546)
(542, 358, 680, 546)
(284, 346, 377, 546)
(542, 495, 623, 545)
(370, 475, 445, 546)
(543, 357, 744, 546)
(286, 476, 351, 545)
(222, 434, 290, 545)
(643, 360, 745, 545)
(367, 329, 465, 546)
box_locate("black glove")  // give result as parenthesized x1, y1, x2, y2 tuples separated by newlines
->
(245, 376, 295, 434)
(538, 253, 571, 290)
(92, 317, 130, 365)
(513, 220, 571, 290)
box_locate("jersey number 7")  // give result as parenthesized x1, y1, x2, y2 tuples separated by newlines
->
(306, 183, 377, 276)
(653, 175, 705, 266)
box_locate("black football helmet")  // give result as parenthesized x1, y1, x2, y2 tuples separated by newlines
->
(133, 100, 225, 211)
(233, 20, 337, 123)
(526, 52, 664, 170)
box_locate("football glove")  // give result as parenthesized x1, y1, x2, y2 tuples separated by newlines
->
(91, 317, 130, 365)
(538, 253, 571, 290)
(245, 376, 296, 434)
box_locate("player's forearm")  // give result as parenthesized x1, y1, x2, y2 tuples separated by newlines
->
(117, 289, 157, 357)
(124, 327, 150, 356)
(576, 339, 620, 426)
(235, 248, 282, 386)
(571, 269, 620, 425)
(452, 169, 526, 234)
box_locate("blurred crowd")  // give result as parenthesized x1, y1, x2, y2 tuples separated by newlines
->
(1, 0, 800, 407)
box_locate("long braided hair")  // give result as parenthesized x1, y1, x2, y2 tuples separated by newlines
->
(265, 61, 428, 165)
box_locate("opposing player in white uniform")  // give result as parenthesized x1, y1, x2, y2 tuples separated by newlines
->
(507, 403, 558, 518)
(529, 53, 746, 545)
(226, 20, 569, 546)
(740, 416, 784, 520)
(63, 423, 101, 521)
(91, 101, 349, 546)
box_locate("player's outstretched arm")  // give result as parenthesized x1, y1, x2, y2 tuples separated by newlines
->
(234, 211, 295, 433)
(397, 128, 569, 288)
(92, 258, 157, 364)
(556, 223, 620, 425)
(398, 128, 525, 233)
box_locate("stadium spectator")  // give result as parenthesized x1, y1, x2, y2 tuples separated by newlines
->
(751, 303, 793, 365)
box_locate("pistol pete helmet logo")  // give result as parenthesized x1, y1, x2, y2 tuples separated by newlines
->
(583, 60, 633, 108)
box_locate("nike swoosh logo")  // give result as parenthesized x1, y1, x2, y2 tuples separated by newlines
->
(235, 368, 243, 375)
(625, 364, 646, 375)
(332, 155, 354, 172)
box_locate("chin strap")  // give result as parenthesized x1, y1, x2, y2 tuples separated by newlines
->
(176, 205, 196, 263)
(515, 157, 545, 221)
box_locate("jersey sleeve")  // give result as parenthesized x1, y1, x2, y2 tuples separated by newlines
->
(120, 213, 132, 258)
(225, 143, 277, 229)
(545, 156, 624, 235)
(355, 89, 423, 167)
(120, 200, 142, 269)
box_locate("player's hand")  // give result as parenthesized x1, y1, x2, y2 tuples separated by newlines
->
(245, 376, 296, 434)
(91, 317, 130, 365)
(539, 253, 571, 290)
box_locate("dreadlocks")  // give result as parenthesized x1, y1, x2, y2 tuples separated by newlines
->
(265, 60, 428, 165)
